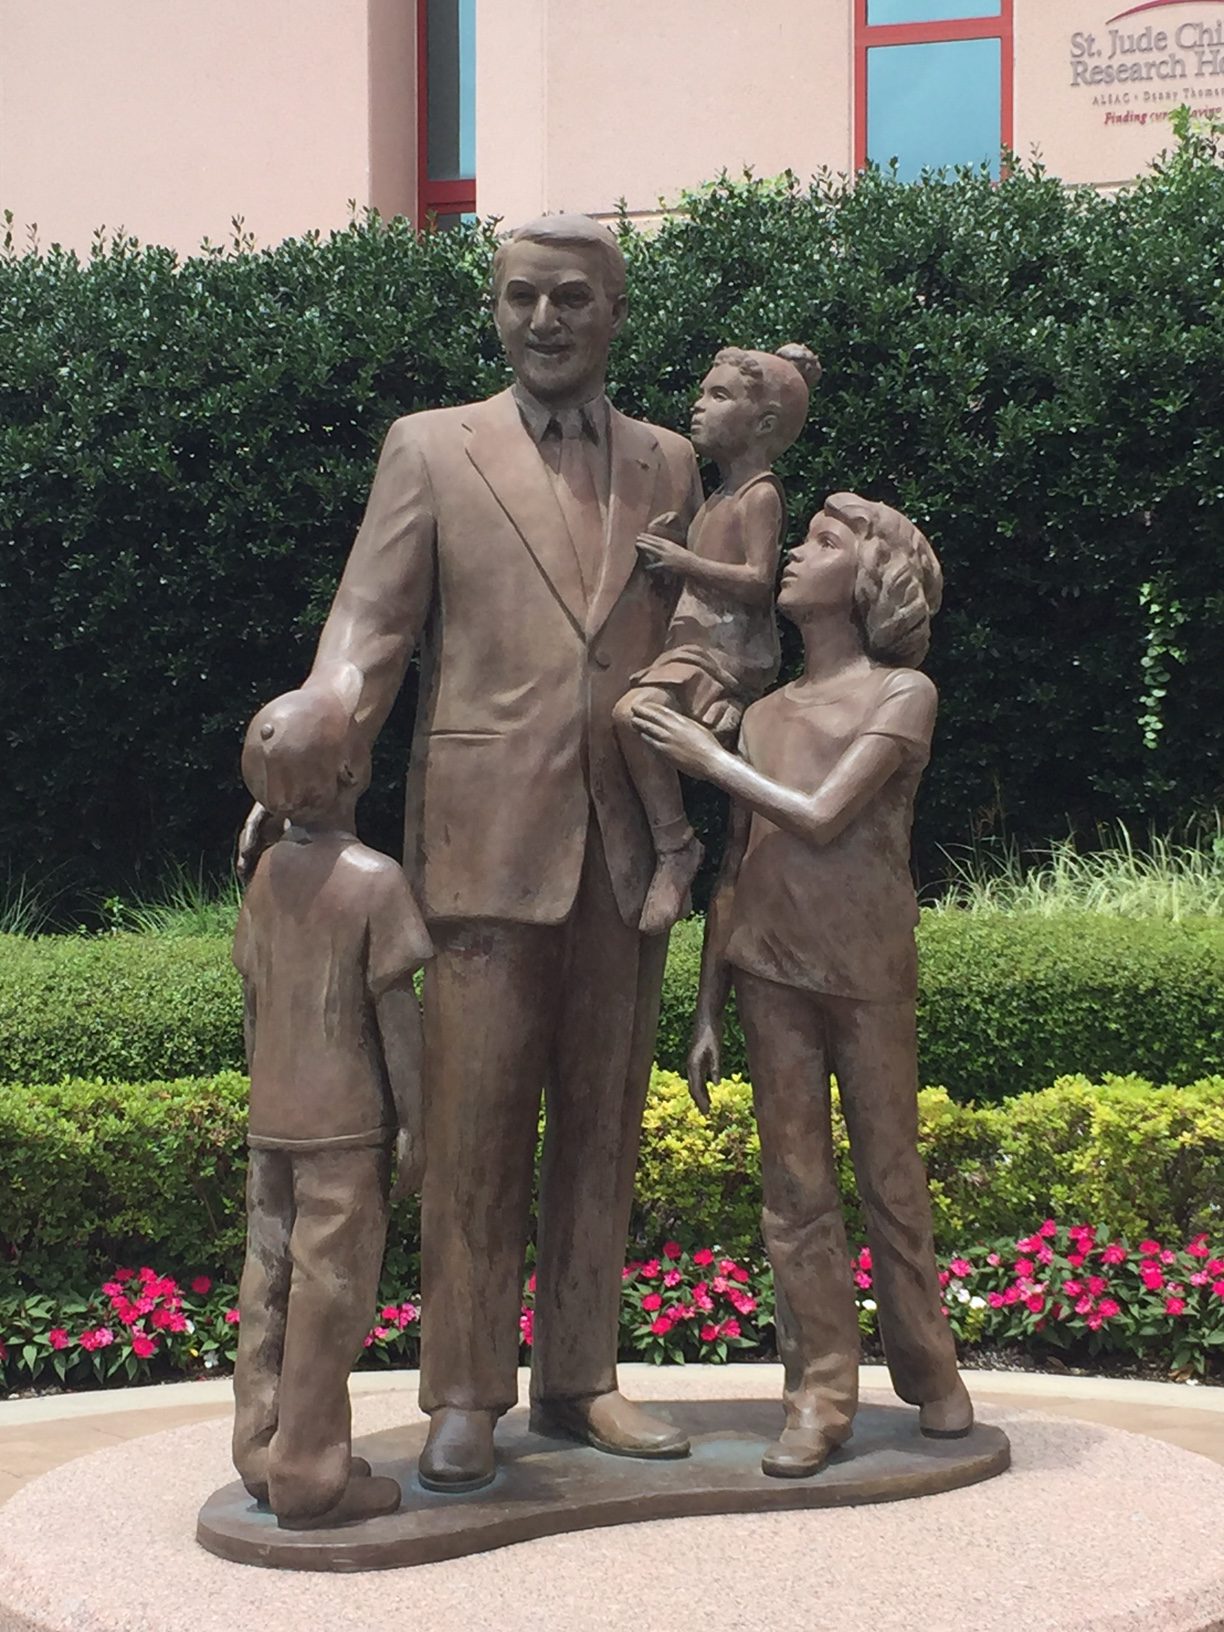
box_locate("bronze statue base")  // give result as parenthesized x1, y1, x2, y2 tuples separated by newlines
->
(196, 1398, 1010, 1572)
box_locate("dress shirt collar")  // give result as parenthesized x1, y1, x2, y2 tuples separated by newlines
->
(512, 381, 610, 446)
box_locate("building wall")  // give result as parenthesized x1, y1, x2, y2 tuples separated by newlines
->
(0, 0, 416, 256)
(478, 0, 854, 223)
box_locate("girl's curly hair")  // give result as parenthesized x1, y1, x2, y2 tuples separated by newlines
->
(823, 492, 943, 668)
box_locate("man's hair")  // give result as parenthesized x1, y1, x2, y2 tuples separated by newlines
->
(712, 344, 821, 459)
(823, 492, 943, 668)
(491, 213, 627, 300)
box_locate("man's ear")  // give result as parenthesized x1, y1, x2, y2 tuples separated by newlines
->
(609, 292, 629, 338)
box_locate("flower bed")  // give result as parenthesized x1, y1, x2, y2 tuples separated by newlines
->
(3, 1223, 1222, 1396)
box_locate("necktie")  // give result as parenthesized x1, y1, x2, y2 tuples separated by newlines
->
(549, 412, 605, 603)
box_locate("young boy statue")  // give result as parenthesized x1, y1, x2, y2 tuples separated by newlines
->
(230, 686, 433, 1529)
(614, 342, 821, 936)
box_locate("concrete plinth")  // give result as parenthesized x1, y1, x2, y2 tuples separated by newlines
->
(2, 1371, 1224, 1632)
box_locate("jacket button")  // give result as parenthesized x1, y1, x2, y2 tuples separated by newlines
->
(591, 650, 611, 670)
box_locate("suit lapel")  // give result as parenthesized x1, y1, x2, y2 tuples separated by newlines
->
(464, 390, 586, 638)
(587, 409, 662, 640)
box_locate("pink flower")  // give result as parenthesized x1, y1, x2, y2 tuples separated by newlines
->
(1024, 1293, 1045, 1314)
(1101, 1243, 1126, 1266)
(101, 1281, 123, 1298)
(711, 1275, 730, 1294)
(1097, 1298, 1120, 1319)
(1002, 1286, 1022, 1306)
(1212, 1280, 1224, 1299)
(857, 1247, 873, 1270)
(91, 1327, 114, 1349)
(663, 1269, 682, 1289)
(730, 1266, 751, 1285)
(987, 1253, 1001, 1267)
(381, 1305, 399, 1322)
(1016, 1234, 1042, 1254)
(224, 1308, 241, 1325)
(949, 1258, 972, 1278)
(1086, 1276, 1108, 1298)
(1165, 1296, 1186, 1316)
(1038, 1219, 1058, 1239)
(1160, 1250, 1177, 1266)
(693, 1290, 714, 1313)
(621, 1266, 636, 1280)
(1036, 1243, 1055, 1266)
(700, 1322, 720, 1343)
(719, 1259, 738, 1275)
(138, 1267, 157, 1283)
(729, 1290, 757, 1315)
(719, 1318, 741, 1340)
(938, 1270, 950, 1289)
(1062, 1280, 1083, 1299)
(1191, 1272, 1209, 1287)
(1086, 1312, 1105, 1331)
(675, 1302, 697, 1321)
(663, 1241, 683, 1261)
(650, 1314, 675, 1336)
(48, 1328, 71, 1350)
(1066, 1252, 1086, 1269)
(131, 1333, 156, 1359)
(1074, 1295, 1094, 1316)
(1187, 1235, 1210, 1259)
(362, 1334, 375, 1347)
(398, 1303, 418, 1327)
(1014, 1258, 1035, 1279)
(639, 1259, 660, 1280)
(987, 1292, 1006, 1309)
(111, 1297, 139, 1327)
(1140, 1265, 1165, 1292)
(854, 1270, 872, 1290)
(1207, 1259, 1224, 1277)
(527, 1272, 537, 1293)
(190, 1276, 212, 1296)
(692, 1248, 715, 1267)
(113, 1267, 134, 1283)
(640, 1292, 663, 1312)
(519, 1309, 534, 1346)
(1138, 1239, 1162, 1258)
(372, 1325, 390, 1341)
(1069, 1224, 1096, 1245)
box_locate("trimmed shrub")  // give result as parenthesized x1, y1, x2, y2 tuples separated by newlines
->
(3, 1069, 1220, 1287)
(4, 910, 1224, 1100)
(4, 149, 1224, 903)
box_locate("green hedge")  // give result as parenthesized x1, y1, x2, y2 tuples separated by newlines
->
(4, 147, 1224, 904)
(4, 911, 1223, 1101)
(3, 1069, 1221, 1288)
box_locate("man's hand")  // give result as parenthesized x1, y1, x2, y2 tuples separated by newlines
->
(391, 1127, 425, 1201)
(629, 700, 722, 779)
(236, 802, 283, 883)
(686, 1018, 722, 1116)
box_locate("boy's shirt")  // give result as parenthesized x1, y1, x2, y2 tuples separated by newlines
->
(233, 833, 433, 1149)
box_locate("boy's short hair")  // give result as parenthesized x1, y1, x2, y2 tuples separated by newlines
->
(241, 689, 370, 818)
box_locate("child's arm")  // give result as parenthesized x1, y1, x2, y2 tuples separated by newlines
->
(376, 978, 426, 1198)
(687, 797, 750, 1114)
(636, 483, 782, 608)
(632, 675, 934, 849)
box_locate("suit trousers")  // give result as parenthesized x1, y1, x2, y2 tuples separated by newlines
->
(418, 819, 668, 1417)
(231, 1143, 390, 1519)
(734, 971, 959, 1440)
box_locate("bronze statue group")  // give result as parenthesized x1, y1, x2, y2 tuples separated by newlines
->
(230, 214, 972, 1531)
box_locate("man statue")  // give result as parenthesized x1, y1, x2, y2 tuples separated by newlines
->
(240, 215, 703, 1492)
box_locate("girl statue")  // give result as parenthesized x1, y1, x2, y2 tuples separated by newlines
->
(631, 492, 973, 1478)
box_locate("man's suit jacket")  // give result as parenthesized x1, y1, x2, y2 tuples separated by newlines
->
(312, 387, 703, 929)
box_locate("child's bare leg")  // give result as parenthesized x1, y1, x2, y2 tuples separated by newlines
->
(613, 685, 703, 936)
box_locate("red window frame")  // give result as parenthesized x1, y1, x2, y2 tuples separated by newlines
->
(416, 0, 476, 225)
(853, 0, 1015, 174)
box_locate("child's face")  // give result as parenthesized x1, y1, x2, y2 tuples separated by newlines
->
(690, 363, 764, 461)
(777, 510, 860, 620)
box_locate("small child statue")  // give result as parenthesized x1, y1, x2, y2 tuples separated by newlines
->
(230, 686, 433, 1529)
(613, 342, 821, 936)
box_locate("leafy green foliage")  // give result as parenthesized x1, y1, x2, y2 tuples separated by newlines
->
(3, 156, 1224, 899)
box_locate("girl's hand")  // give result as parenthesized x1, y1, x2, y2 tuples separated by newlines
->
(630, 701, 722, 778)
(635, 532, 692, 575)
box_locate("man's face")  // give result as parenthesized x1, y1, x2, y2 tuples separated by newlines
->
(690, 363, 763, 462)
(493, 239, 627, 407)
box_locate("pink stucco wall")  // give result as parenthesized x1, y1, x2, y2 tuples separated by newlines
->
(477, 0, 854, 224)
(0, 0, 416, 257)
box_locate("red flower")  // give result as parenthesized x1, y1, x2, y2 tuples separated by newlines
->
(113, 1267, 135, 1283)
(1207, 1259, 1224, 1277)
(1165, 1296, 1186, 1316)
(938, 1270, 950, 1289)
(1038, 1219, 1058, 1239)
(1212, 1280, 1224, 1299)
(639, 1259, 661, 1280)
(1101, 1243, 1127, 1266)
(224, 1308, 241, 1325)
(101, 1281, 123, 1299)
(857, 1247, 873, 1270)
(48, 1328, 71, 1350)
(650, 1314, 675, 1336)
(138, 1267, 157, 1283)
(1086, 1312, 1105, 1331)
(663, 1241, 683, 1261)
(1013, 1258, 1035, 1279)
(1069, 1224, 1096, 1245)
(692, 1248, 715, 1267)
(1187, 1235, 1210, 1259)
(987, 1292, 1005, 1309)
(1024, 1293, 1045, 1314)
(1015, 1234, 1043, 1255)
(1138, 1239, 1162, 1258)
(527, 1272, 537, 1293)
(700, 1322, 720, 1343)
(1097, 1297, 1120, 1319)
(731, 1266, 750, 1284)
(1062, 1280, 1083, 1299)
(131, 1333, 157, 1359)
(381, 1305, 399, 1322)
(640, 1292, 663, 1312)
(1066, 1252, 1085, 1269)
(1140, 1264, 1165, 1291)
(719, 1318, 741, 1340)
(190, 1276, 212, 1296)
(0, 1341, 6, 1364)
(1086, 1276, 1108, 1298)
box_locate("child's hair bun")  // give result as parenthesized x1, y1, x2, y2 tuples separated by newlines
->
(775, 343, 823, 389)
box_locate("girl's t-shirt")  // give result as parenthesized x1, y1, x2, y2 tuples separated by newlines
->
(724, 665, 936, 1003)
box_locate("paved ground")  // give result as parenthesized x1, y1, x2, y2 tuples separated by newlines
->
(1, 1363, 1221, 1508)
